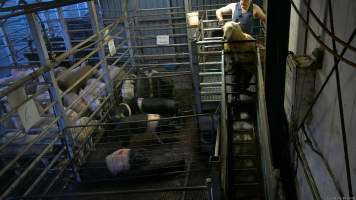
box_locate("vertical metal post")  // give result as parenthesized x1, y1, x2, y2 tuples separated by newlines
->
(303, 0, 311, 54)
(220, 51, 228, 196)
(121, 0, 136, 67)
(184, 0, 202, 113)
(26, 13, 81, 182)
(88, 1, 113, 94)
(57, 7, 74, 62)
(0, 24, 18, 67)
(167, 0, 177, 63)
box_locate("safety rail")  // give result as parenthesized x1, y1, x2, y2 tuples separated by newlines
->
(0, 1, 133, 199)
(193, 6, 274, 199)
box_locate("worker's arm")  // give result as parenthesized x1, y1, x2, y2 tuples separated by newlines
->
(216, 4, 234, 23)
(253, 4, 267, 24)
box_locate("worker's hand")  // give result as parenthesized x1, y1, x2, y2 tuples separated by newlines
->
(218, 20, 225, 28)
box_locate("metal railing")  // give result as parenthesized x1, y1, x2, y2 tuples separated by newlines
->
(0, 2, 132, 198)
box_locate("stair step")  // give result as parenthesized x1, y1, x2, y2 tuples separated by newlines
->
(204, 37, 223, 40)
(233, 156, 258, 169)
(200, 91, 221, 95)
(236, 112, 251, 120)
(233, 182, 260, 187)
(232, 140, 255, 144)
(201, 99, 221, 103)
(200, 82, 222, 86)
(204, 27, 221, 31)
(232, 121, 254, 131)
(234, 154, 258, 157)
(233, 191, 263, 200)
(232, 131, 255, 143)
(199, 61, 222, 66)
(197, 40, 224, 45)
(199, 72, 222, 76)
(199, 51, 222, 55)
(203, 46, 223, 50)
(232, 144, 258, 156)
(232, 168, 258, 172)
(202, 19, 219, 23)
(232, 182, 264, 200)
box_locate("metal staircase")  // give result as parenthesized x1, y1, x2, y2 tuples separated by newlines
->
(225, 57, 265, 199)
(195, 9, 273, 200)
(196, 10, 225, 112)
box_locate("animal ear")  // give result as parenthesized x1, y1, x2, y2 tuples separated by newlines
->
(236, 22, 241, 25)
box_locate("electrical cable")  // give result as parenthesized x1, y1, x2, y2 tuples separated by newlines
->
(289, 0, 356, 68)
(298, 0, 356, 52)
(301, 124, 345, 197)
(283, 22, 356, 196)
(327, 0, 353, 197)
(296, 26, 356, 135)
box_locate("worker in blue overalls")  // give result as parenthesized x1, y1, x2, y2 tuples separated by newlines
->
(216, 0, 267, 35)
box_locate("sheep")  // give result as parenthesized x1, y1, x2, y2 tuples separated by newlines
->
(57, 61, 97, 93)
(79, 79, 106, 113)
(223, 21, 257, 64)
(97, 65, 127, 83)
(53, 67, 67, 78)
(0, 69, 37, 95)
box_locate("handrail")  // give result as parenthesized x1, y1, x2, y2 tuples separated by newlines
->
(256, 47, 277, 200)
(0, 15, 125, 98)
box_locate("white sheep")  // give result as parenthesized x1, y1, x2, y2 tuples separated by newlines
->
(223, 21, 256, 63)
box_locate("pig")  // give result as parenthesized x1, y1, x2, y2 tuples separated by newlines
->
(135, 97, 178, 116)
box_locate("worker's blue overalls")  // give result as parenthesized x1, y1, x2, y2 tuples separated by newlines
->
(232, 2, 254, 35)
(231, 2, 255, 93)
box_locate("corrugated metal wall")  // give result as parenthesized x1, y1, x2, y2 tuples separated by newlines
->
(98, 0, 231, 67)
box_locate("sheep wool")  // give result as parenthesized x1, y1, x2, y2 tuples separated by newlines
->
(223, 21, 256, 63)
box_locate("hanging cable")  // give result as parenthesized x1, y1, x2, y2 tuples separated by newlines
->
(297, 0, 356, 52)
(293, 137, 322, 200)
(301, 124, 345, 197)
(327, 0, 354, 197)
(283, 25, 356, 200)
(296, 26, 356, 134)
(289, 0, 356, 68)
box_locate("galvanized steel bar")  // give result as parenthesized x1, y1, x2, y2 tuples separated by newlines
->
(0, 24, 18, 66)
(88, 1, 113, 95)
(26, 12, 80, 182)
(11, 186, 208, 199)
(0, 117, 60, 177)
(57, 7, 73, 62)
(0, 16, 124, 98)
(256, 47, 276, 200)
(121, 0, 136, 67)
(23, 148, 66, 196)
(0, 136, 61, 199)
